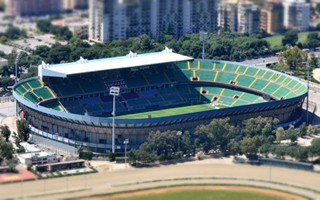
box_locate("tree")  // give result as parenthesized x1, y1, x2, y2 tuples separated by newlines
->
(282, 30, 298, 47)
(33, 45, 51, 59)
(0, 139, 14, 160)
(307, 125, 316, 136)
(309, 53, 319, 68)
(48, 44, 71, 63)
(36, 19, 52, 33)
(240, 136, 261, 156)
(285, 125, 297, 144)
(139, 130, 190, 160)
(316, 3, 320, 13)
(298, 122, 307, 138)
(241, 117, 278, 138)
(305, 32, 320, 49)
(16, 119, 30, 142)
(275, 127, 285, 143)
(195, 118, 235, 152)
(282, 46, 308, 70)
(0, 2, 5, 12)
(310, 138, 320, 157)
(294, 147, 309, 162)
(0, 76, 12, 90)
(0, 125, 11, 142)
(128, 149, 157, 164)
(5, 26, 27, 40)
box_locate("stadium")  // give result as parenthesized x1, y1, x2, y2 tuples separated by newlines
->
(13, 48, 308, 153)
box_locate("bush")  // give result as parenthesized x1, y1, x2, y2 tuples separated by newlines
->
(79, 151, 93, 160)
(108, 152, 124, 162)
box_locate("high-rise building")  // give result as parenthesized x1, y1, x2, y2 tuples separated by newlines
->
(238, 3, 260, 34)
(89, 0, 218, 43)
(64, 0, 88, 10)
(218, 0, 238, 32)
(260, 0, 284, 34)
(5, 0, 63, 17)
(283, 0, 310, 31)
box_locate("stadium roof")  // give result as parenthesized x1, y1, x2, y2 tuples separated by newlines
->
(39, 47, 194, 78)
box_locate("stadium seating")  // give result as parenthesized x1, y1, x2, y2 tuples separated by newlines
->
(14, 59, 307, 117)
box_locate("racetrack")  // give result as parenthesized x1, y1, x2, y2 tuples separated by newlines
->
(1, 159, 319, 200)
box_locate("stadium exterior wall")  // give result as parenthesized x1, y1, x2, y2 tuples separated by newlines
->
(13, 62, 308, 153)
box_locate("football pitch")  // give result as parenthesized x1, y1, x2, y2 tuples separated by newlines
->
(117, 103, 222, 119)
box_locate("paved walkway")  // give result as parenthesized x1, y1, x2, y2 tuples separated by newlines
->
(1, 159, 319, 200)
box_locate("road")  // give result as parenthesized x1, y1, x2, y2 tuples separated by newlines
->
(0, 159, 319, 200)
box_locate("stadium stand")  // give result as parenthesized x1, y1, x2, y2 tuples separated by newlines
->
(15, 59, 307, 118)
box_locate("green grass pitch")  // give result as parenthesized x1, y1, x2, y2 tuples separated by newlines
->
(117, 103, 224, 119)
(115, 190, 284, 200)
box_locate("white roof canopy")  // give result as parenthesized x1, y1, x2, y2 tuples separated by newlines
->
(39, 47, 194, 78)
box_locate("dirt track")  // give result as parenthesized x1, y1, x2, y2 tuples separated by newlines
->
(1, 160, 319, 200)
(84, 185, 307, 200)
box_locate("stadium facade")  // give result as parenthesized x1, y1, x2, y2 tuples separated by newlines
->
(13, 48, 308, 153)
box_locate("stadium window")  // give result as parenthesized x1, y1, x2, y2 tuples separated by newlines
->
(99, 139, 106, 144)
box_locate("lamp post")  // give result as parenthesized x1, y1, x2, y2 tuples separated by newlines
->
(200, 31, 208, 60)
(306, 61, 310, 125)
(176, 131, 182, 157)
(303, 61, 310, 125)
(110, 86, 120, 153)
(15, 52, 21, 117)
(124, 139, 129, 168)
(15, 52, 21, 84)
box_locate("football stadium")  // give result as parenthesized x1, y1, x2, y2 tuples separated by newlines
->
(13, 48, 308, 153)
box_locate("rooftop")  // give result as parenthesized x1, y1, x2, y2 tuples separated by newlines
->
(39, 47, 194, 78)
(18, 151, 56, 159)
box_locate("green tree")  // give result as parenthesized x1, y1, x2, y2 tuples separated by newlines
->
(0, 139, 14, 160)
(240, 136, 261, 156)
(305, 32, 320, 49)
(310, 138, 320, 157)
(0, 125, 11, 142)
(307, 125, 316, 136)
(36, 19, 52, 33)
(309, 53, 319, 68)
(316, 3, 320, 13)
(281, 46, 308, 70)
(195, 118, 235, 152)
(0, 2, 5, 12)
(241, 117, 278, 138)
(48, 44, 71, 63)
(282, 30, 298, 47)
(128, 149, 157, 164)
(33, 45, 51, 59)
(140, 130, 190, 160)
(285, 125, 297, 144)
(16, 119, 30, 142)
(275, 127, 285, 143)
(0, 76, 12, 90)
(294, 147, 309, 162)
(298, 122, 307, 138)
(5, 26, 27, 40)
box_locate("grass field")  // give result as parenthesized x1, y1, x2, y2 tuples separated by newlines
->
(116, 190, 284, 200)
(117, 104, 222, 119)
(264, 31, 320, 48)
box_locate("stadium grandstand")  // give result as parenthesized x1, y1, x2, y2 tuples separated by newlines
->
(13, 47, 308, 153)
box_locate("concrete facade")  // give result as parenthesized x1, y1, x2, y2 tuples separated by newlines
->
(89, 0, 218, 42)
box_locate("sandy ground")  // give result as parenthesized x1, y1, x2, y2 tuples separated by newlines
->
(1, 160, 319, 200)
(313, 68, 320, 82)
(84, 185, 306, 200)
